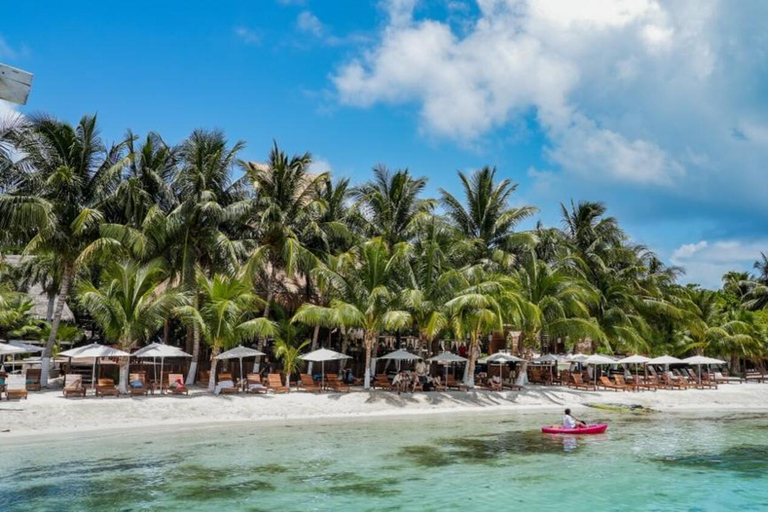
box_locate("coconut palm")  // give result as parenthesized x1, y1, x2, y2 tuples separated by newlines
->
(440, 166, 537, 267)
(274, 338, 310, 390)
(292, 238, 412, 389)
(175, 270, 277, 391)
(0, 114, 131, 385)
(354, 166, 434, 247)
(77, 259, 189, 393)
(170, 129, 249, 383)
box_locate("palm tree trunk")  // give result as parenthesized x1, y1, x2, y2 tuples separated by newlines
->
(364, 332, 375, 389)
(185, 295, 200, 386)
(118, 356, 130, 394)
(208, 349, 219, 393)
(46, 290, 56, 322)
(465, 335, 479, 388)
(258, 265, 278, 352)
(41, 263, 73, 387)
(311, 325, 320, 350)
(163, 318, 170, 345)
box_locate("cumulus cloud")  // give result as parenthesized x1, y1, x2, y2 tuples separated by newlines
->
(0, 35, 17, 59)
(308, 156, 332, 175)
(332, 0, 768, 203)
(297, 11, 325, 37)
(671, 239, 768, 288)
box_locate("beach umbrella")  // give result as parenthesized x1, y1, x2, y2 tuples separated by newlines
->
(683, 355, 727, 383)
(134, 343, 192, 393)
(646, 355, 683, 365)
(0, 343, 29, 356)
(479, 352, 524, 383)
(584, 354, 616, 385)
(300, 348, 351, 390)
(379, 348, 420, 371)
(59, 343, 131, 390)
(427, 351, 468, 383)
(7, 341, 43, 353)
(616, 355, 651, 384)
(532, 353, 560, 382)
(215, 346, 266, 391)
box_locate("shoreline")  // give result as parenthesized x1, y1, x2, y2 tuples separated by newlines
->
(2, 384, 768, 440)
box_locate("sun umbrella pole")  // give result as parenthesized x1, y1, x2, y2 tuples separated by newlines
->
(92, 358, 97, 392)
(240, 357, 244, 392)
(160, 357, 165, 394)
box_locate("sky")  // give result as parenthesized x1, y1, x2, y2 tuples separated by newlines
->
(2, 0, 768, 288)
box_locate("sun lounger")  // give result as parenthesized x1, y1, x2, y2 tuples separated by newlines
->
(713, 371, 742, 384)
(267, 373, 289, 393)
(62, 374, 87, 398)
(613, 374, 646, 392)
(446, 374, 469, 391)
(568, 373, 596, 391)
(25, 368, 41, 391)
(5, 374, 28, 400)
(432, 376, 447, 391)
(167, 373, 189, 395)
(662, 372, 688, 390)
(326, 373, 350, 393)
(96, 378, 120, 397)
(503, 380, 524, 391)
(745, 371, 766, 383)
(129, 372, 150, 396)
(245, 373, 269, 394)
(373, 374, 392, 390)
(598, 376, 626, 392)
(300, 374, 321, 393)
(217, 372, 239, 394)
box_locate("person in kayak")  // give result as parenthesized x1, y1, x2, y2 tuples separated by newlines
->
(563, 408, 587, 429)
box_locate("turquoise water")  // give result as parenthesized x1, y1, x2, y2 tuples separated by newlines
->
(2, 410, 768, 511)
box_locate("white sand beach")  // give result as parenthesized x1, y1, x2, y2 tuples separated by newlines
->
(2, 384, 768, 439)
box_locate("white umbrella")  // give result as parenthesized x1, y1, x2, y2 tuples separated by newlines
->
(616, 354, 651, 384)
(7, 341, 43, 353)
(532, 354, 560, 363)
(300, 348, 351, 390)
(584, 354, 616, 385)
(379, 348, 421, 371)
(427, 351, 468, 384)
(479, 352, 524, 384)
(59, 343, 131, 391)
(0, 343, 29, 356)
(134, 343, 192, 393)
(567, 353, 589, 362)
(683, 355, 727, 383)
(647, 355, 683, 365)
(216, 345, 266, 391)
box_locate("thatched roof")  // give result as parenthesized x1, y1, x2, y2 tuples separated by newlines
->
(3, 255, 75, 322)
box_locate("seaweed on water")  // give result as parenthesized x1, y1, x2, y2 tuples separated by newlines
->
(249, 463, 290, 474)
(327, 477, 401, 498)
(654, 444, 768, 477)
(397, 445, 452, 467)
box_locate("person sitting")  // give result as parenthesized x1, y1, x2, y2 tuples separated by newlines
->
(392, 371, 405, 395)
(563, 408, 587, 429)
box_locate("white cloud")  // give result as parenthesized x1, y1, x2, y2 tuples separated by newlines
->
(671, 239, 768, 288)
(308, 156, 332, 175)
(0, 35, 17, 60)
(297, 11, 325, 37)
(234, 27, 261, 46)
(331, 0, 768, 203)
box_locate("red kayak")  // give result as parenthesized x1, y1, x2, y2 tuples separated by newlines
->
(541, 423, 609, 435)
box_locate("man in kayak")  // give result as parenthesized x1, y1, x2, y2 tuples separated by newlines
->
(563, 408, 587, 429)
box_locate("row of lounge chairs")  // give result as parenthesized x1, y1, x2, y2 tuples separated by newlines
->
(567, 370, 730, 392)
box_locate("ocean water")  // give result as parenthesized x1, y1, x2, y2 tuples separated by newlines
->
(2, 410, 768, 511)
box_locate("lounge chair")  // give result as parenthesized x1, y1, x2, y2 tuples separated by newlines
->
(128, 372, 150, 396)
(662, 372, 688, 390)
(713, 371, 742, 384)
(245, 373, 269, 394)
(373, 374, 392, 390)
(446, 374, 469, 391)
(300, 374, 321, 393)
(63, 374, 87, 398)
(745, 370, 766, 383)
(326, 373, 350, 393)
(5, 375, 28, 400)
(503, 379, 524, 391)
(615, 374, 650, 392)
(217, 372, 239, 394)
(568, 373, 596, 391)
(267, 373, 289, 393)
(598, 376, 627, 392)
(167, 373, 189, 395)
(432, 376, 447, 391)
(96, 378, 120, 397)
(25, 369, 41, 391)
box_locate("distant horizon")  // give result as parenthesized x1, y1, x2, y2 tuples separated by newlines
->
(3, 0, 767, 288)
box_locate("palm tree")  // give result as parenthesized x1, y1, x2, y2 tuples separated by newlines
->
(175, 271, 277, 391)
(354, 166, 434, 247)
(440, 166, 537, 267)
(292, 238, 412, 389)
(77, 259, 188, 393)
(170, 129, 248, 384)
(0, 114, 131, 385)
(241, 143, 328, 335)
(274, 338, 310, 390)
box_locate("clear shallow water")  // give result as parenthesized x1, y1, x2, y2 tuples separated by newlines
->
(2, 410, 768, 511)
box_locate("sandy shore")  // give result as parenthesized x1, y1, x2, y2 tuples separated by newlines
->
(2, 383, 768, 439)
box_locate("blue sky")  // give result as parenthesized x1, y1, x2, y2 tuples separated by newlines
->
(3, 0, 768, 288)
